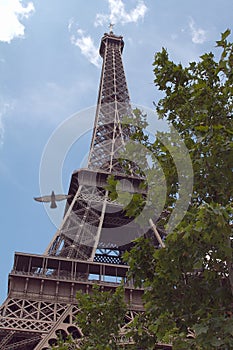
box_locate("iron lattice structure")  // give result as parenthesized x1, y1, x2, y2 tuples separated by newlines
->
(0, 31, 170, 349)
(45, 31, 147, 264)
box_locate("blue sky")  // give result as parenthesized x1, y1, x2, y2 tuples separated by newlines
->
(0, 0, 232, 302)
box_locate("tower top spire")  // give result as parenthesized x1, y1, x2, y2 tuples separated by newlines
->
(109, 23, 114, 34)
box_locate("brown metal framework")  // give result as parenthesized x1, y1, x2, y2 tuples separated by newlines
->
(0, 252, 143, 349)
(45, 32, 147, 263)
(0, 30, 169, 349)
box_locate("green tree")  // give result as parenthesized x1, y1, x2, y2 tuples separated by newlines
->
(56, 30, 232, 350)
(126, 29, 233, 349)
(74, 285, 127, 350)
(54, 285, 131, 350)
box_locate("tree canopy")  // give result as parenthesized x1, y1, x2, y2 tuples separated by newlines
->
(126, 29, 233, 349)
(57, 30, 233, 350)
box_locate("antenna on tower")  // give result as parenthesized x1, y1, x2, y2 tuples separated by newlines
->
(109, 23, 114, 34)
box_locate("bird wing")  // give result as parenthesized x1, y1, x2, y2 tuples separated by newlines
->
(34, 196, 52, 203)
(54, 194, 72, 202)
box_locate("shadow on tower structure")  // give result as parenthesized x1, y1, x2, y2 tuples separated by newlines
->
(0, 30, 171, 350)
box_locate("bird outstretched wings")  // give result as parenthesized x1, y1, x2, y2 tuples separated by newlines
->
(53, 194, 72, 201)
(34, 191, 72, 208)
(34, 195, 52, 203)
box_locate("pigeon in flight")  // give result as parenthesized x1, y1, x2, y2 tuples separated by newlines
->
(34, 191, 72, 208)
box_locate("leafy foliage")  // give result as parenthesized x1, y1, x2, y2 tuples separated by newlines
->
(126, 29, 233, 349)
(75, 285, 127, 350)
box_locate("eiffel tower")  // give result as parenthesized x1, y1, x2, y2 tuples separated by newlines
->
(0, 29, 170, 349)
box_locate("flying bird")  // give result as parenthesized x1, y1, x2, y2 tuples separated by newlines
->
(34, 191, 72, 208)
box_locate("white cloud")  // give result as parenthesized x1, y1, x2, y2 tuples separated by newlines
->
(0, 0, 35, 43)
(68, 1, 147, 67)
(69, 24, 101, 67)
(188, 18, 207, 44)
(0, 101, 12, 146)
(0, 118, 4, 146)
(68, 18, 74, 32)
(95, 0, 147, 26)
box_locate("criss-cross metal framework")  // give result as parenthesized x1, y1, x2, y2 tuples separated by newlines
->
(0, 30, 169, 350)
(44, 32, 146, 264)
(88, 32, 133, 172)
